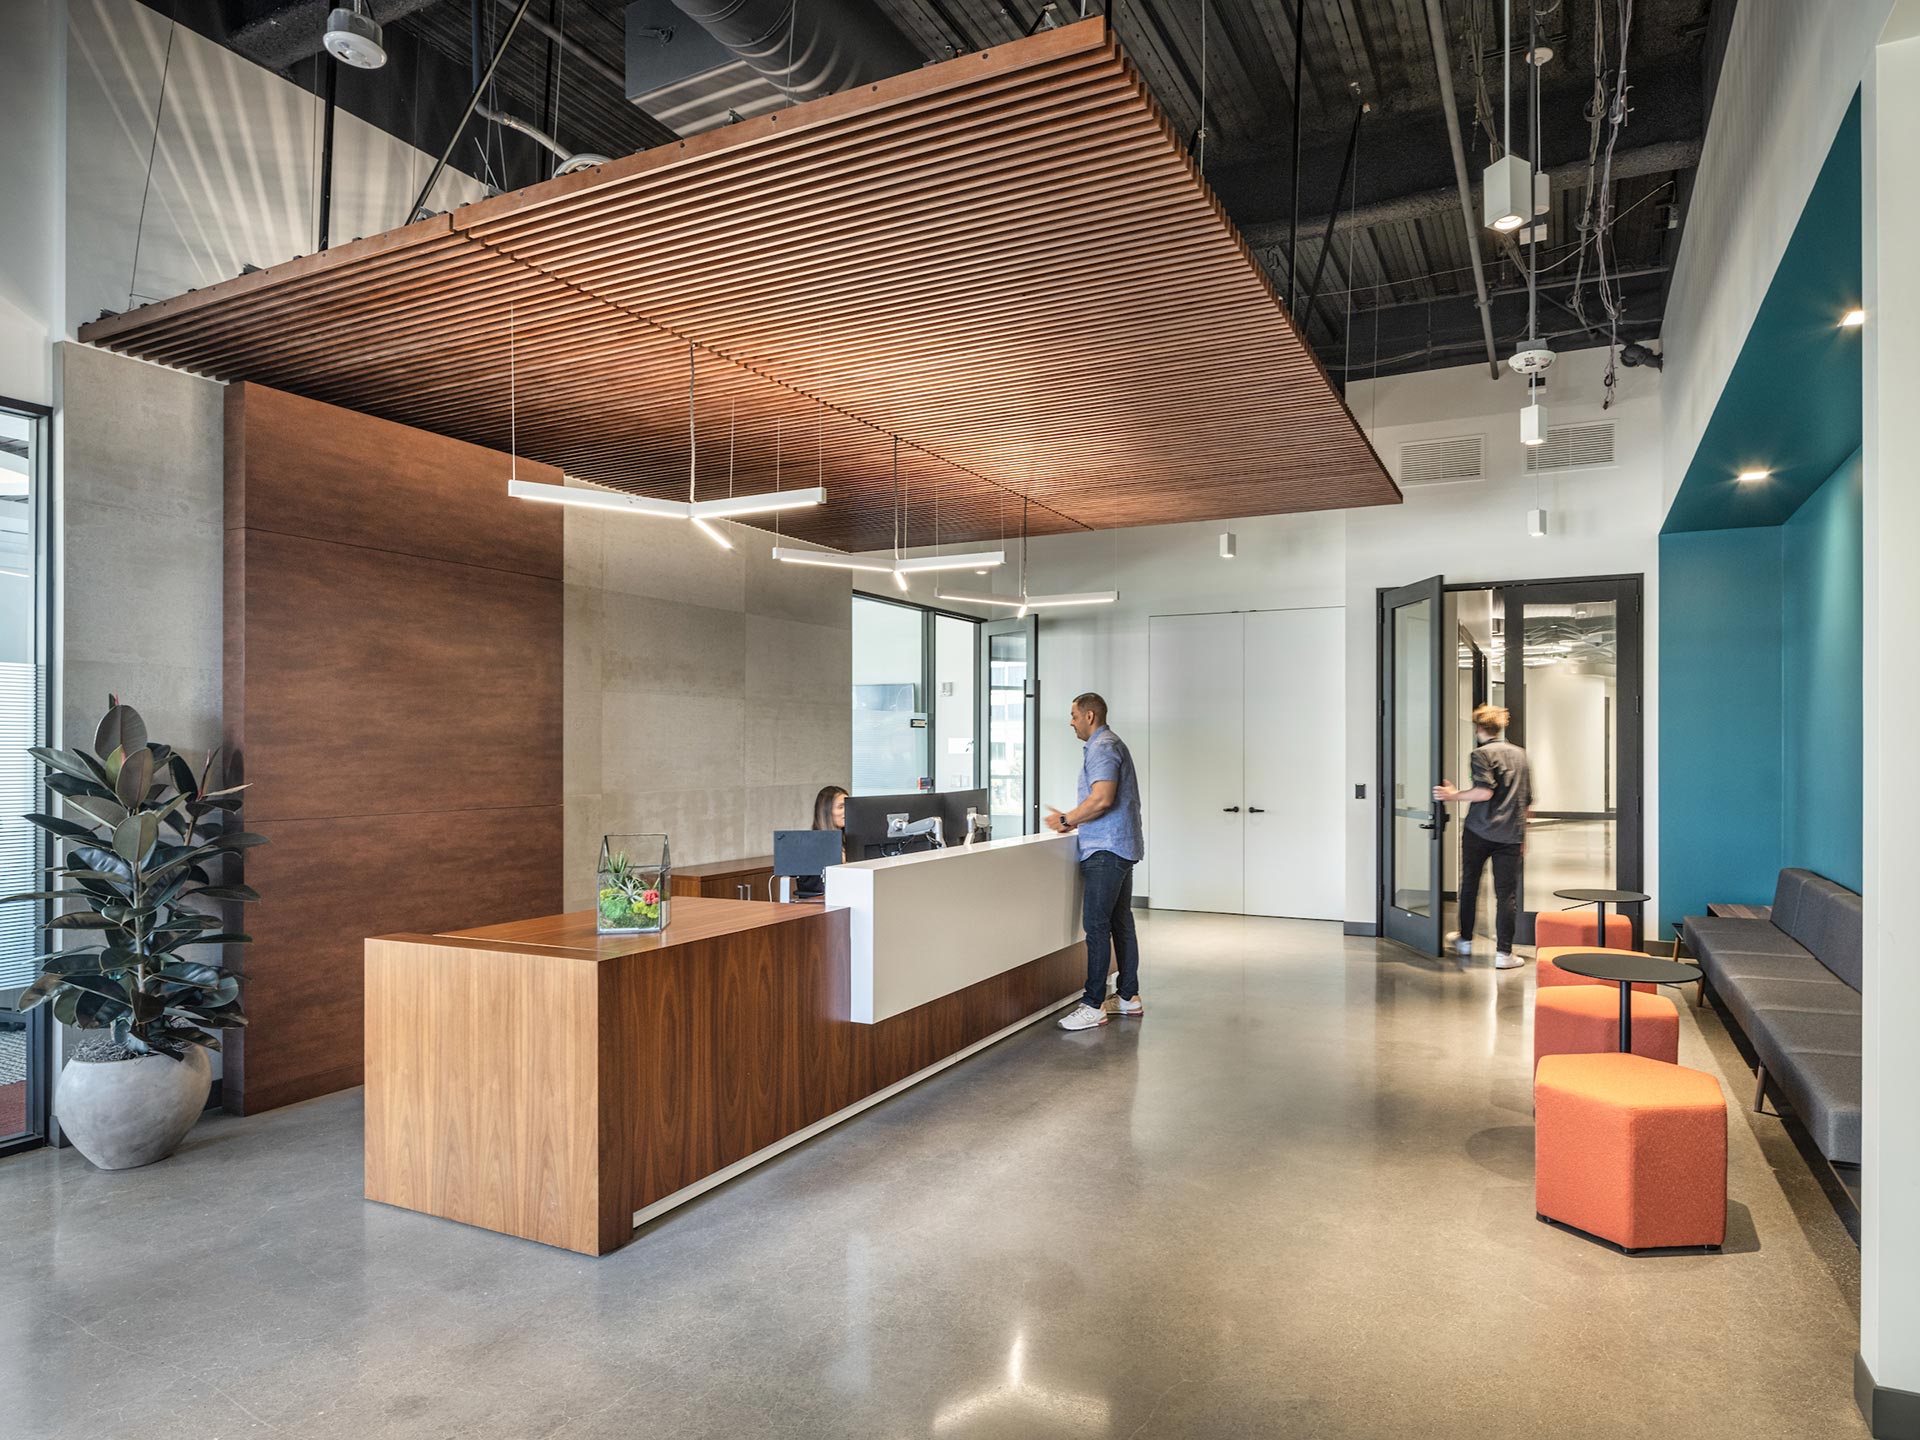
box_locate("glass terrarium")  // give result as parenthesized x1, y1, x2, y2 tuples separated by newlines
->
(596, 834, 671, 935)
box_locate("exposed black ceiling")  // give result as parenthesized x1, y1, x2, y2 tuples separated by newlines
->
(155, 0, 1727, 382)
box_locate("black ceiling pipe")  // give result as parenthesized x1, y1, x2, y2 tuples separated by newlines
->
(666, 0, 926, 102)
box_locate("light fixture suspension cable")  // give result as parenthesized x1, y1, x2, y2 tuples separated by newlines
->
(1198, 0, 1209, 171)
(508, 303, 516, 481)
(687, 341, 697, 502)
(1503, 0, 1512, 158)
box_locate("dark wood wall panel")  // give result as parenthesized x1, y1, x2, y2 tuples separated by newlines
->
(225, 382, 564, 1114)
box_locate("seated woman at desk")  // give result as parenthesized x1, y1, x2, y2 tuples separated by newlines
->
(791, 785, 848, 899)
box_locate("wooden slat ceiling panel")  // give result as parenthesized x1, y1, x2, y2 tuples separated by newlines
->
(80, 20, 1395, 553)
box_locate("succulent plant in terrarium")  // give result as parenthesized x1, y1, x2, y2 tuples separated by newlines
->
(597, 834, 670, 934)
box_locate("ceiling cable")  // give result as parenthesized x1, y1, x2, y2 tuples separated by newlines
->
(508, 303, 517, 481)
(128, 4, 180, 309)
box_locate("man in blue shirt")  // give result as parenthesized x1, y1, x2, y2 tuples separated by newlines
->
(1045, 692, 1145, 1030)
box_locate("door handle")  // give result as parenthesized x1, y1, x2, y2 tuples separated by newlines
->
(1247, 806, 1266, 814)
(1222, 805, 1241, 813)
(1419, 821, 1437, 831)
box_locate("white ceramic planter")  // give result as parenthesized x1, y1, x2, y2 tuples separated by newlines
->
(55, 1047, 211, 1169)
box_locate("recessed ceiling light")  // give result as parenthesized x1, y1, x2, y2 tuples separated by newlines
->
(1737, 469, 1770, 483)
(1841, 309, 1866, 327)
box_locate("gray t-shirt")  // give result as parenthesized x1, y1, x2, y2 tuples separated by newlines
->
(1465, 738, 1531, 844)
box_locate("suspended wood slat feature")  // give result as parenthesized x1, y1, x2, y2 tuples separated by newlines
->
(80, 19, 1397, 553)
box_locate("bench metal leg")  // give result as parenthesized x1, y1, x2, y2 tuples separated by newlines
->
(1753, 1064, 1770, 1115)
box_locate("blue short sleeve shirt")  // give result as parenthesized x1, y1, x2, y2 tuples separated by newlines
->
(1076, 726, 1144, 863)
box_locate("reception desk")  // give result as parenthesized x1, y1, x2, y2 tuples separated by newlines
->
(365, 840, 1084, 1254)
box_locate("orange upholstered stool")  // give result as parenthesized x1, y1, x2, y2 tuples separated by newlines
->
(1535, 1052, 1727, 1250)
(1535, 909, 1635, 950)
(1536, 947, 1657, 994)
(1533, 985, 1679, 1068)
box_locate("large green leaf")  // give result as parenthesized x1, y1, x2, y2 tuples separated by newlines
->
(113, 747, 154, 809)
(68, 846, 132, 880)
(64, 793, 127, 830)
(52, 985, 132, 1029)
(111, 812, 160, 868)
(46, 771, 117, 803)
(25, 811, 103, 842)
(29, 747, 105, 786)
(46, 912, 118, 930)
(39, 952, 111, 977)
(185, 884, 260, 903)
(0, 889, 89, 905)
(94, 702, 148, 760)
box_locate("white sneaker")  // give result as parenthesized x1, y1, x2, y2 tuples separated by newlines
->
(1446, 931, 1473, 957)
(1107, 995, 1144, 1018)
(1057, 1003, 1108, 1031)
(1494, 951, 1524, 970)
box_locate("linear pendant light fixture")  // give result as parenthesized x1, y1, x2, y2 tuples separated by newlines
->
(937, 497, 1116, 612)
(772, 430, 1003, 581)
(507, 340, 825, 527)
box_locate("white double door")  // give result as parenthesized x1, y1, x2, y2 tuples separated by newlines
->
(1147, 608, 1344, 919)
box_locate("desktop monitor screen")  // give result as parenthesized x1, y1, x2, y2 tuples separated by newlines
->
(842, 792, 948, 860)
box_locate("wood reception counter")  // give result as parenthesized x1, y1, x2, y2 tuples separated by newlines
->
(365, 872, 1085, 1254)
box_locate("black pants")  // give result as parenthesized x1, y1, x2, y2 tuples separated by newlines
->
(1080, 850, 1140, 1007)
(1458, 828, 1522, 954)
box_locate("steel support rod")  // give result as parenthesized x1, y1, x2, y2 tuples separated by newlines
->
(409, 0, 539, 225)
(1421, 0, 1500, 379)
(1298, 97, 1368, 340)
(1287, 0, 1305, 312)
(317, 55, 338, 251)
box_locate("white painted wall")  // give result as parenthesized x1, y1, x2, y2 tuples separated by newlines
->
(0, 1, 66, 407)
(1524, 665, 1612, 814)
(924, 346, 1663, 920)
(62, 0, 486, 339)
(1860, 5, 1920, 1406)
(1660, 0, 1892, 510)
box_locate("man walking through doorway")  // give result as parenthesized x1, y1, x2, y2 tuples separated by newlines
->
(1434, 703, 1532, 970)
(1046, 692, 1145, 1030)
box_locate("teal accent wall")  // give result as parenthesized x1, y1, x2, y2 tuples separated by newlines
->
(1659, 528, 1784, 931)
(1782, 451, 1865, 890)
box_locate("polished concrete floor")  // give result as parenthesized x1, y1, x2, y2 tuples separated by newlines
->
(0, 912, 1866, 1439)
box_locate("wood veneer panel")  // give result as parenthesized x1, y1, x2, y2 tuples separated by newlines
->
(86, 22, 1394, 556)
(224, 384, 563, 1114)
(668, 856, 777, 900)
(366, 937, 601, 1254)
(231, 527, 561, 821)
(226, 384, 563, 577)
(229, 806, 562, 1115)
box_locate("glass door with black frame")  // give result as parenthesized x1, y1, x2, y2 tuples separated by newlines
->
(1380, 576, 1446, 955)
(981, 616, 1038, 836)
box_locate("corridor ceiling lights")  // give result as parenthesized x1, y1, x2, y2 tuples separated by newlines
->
(1737, 469, 1770, 484)
(1841, 309, 1867, 327)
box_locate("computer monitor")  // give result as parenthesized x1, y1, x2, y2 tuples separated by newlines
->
(773, 829, 844, 901)
(937, 788, 991, 845)
(842, 791, 949, 860)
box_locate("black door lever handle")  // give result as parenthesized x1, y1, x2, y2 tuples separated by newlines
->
(1247, 806, 1266, 813)
(1222, 805, 1241, 813)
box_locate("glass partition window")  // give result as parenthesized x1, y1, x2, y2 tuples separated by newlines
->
(0, 404, 46, 1148)
(851, 596, 927, 794)
(987, 628, 1030, 835)
(1517, 598, 1620, 915)
(1390, 598, 1434, 915)
(932, 615, 977, 792)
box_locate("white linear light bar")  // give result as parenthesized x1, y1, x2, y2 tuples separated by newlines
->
(691, 516, 733, 550)
(693, 486, 826, 519)
(892, 549, 1007, 574)
(509, 478, 687, 518)
(508, 479, 825, 522)
(769, 545, 896, 574)
(934, 587, 1117, 609)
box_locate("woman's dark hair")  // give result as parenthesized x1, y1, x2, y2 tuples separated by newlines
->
(812, 785, 848, 832)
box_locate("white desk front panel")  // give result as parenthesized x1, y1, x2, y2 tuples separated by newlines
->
(824, 831, 1085, 1023)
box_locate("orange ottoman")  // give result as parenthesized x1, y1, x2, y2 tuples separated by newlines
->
(1537, 947, 1656, 994)
(1534, 986, 1678, 1068)
(1535, 909, 1635, 949)
(1535, 1052, 1727, 1250)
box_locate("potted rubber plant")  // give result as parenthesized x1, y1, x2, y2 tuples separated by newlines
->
(3, 698, 263, 1169)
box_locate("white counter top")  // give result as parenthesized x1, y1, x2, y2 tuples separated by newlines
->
(824, 830, 1085, 1023)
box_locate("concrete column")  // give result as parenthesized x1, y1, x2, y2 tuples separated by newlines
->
(1860, 9, 1920, 1435)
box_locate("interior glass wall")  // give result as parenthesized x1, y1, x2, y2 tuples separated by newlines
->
(851, 596, 981, 797)
(0, 402, 48, 1151)
(1516, 597, 1620, 917)
(851, 596, 927, 793)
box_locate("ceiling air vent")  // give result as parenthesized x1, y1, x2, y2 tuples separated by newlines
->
(1398, 434, 1486, 486)
(1525, 421, 1616, 472)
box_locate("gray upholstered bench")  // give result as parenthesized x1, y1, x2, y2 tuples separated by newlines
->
(1679, 868, 1862, 1166)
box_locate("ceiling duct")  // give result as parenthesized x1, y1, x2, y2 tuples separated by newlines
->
(644, 0, 927, 109)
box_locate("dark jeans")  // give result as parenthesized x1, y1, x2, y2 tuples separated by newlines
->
(1080, 849, 1140, 1007)
(1458, 828, 1523, 954)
